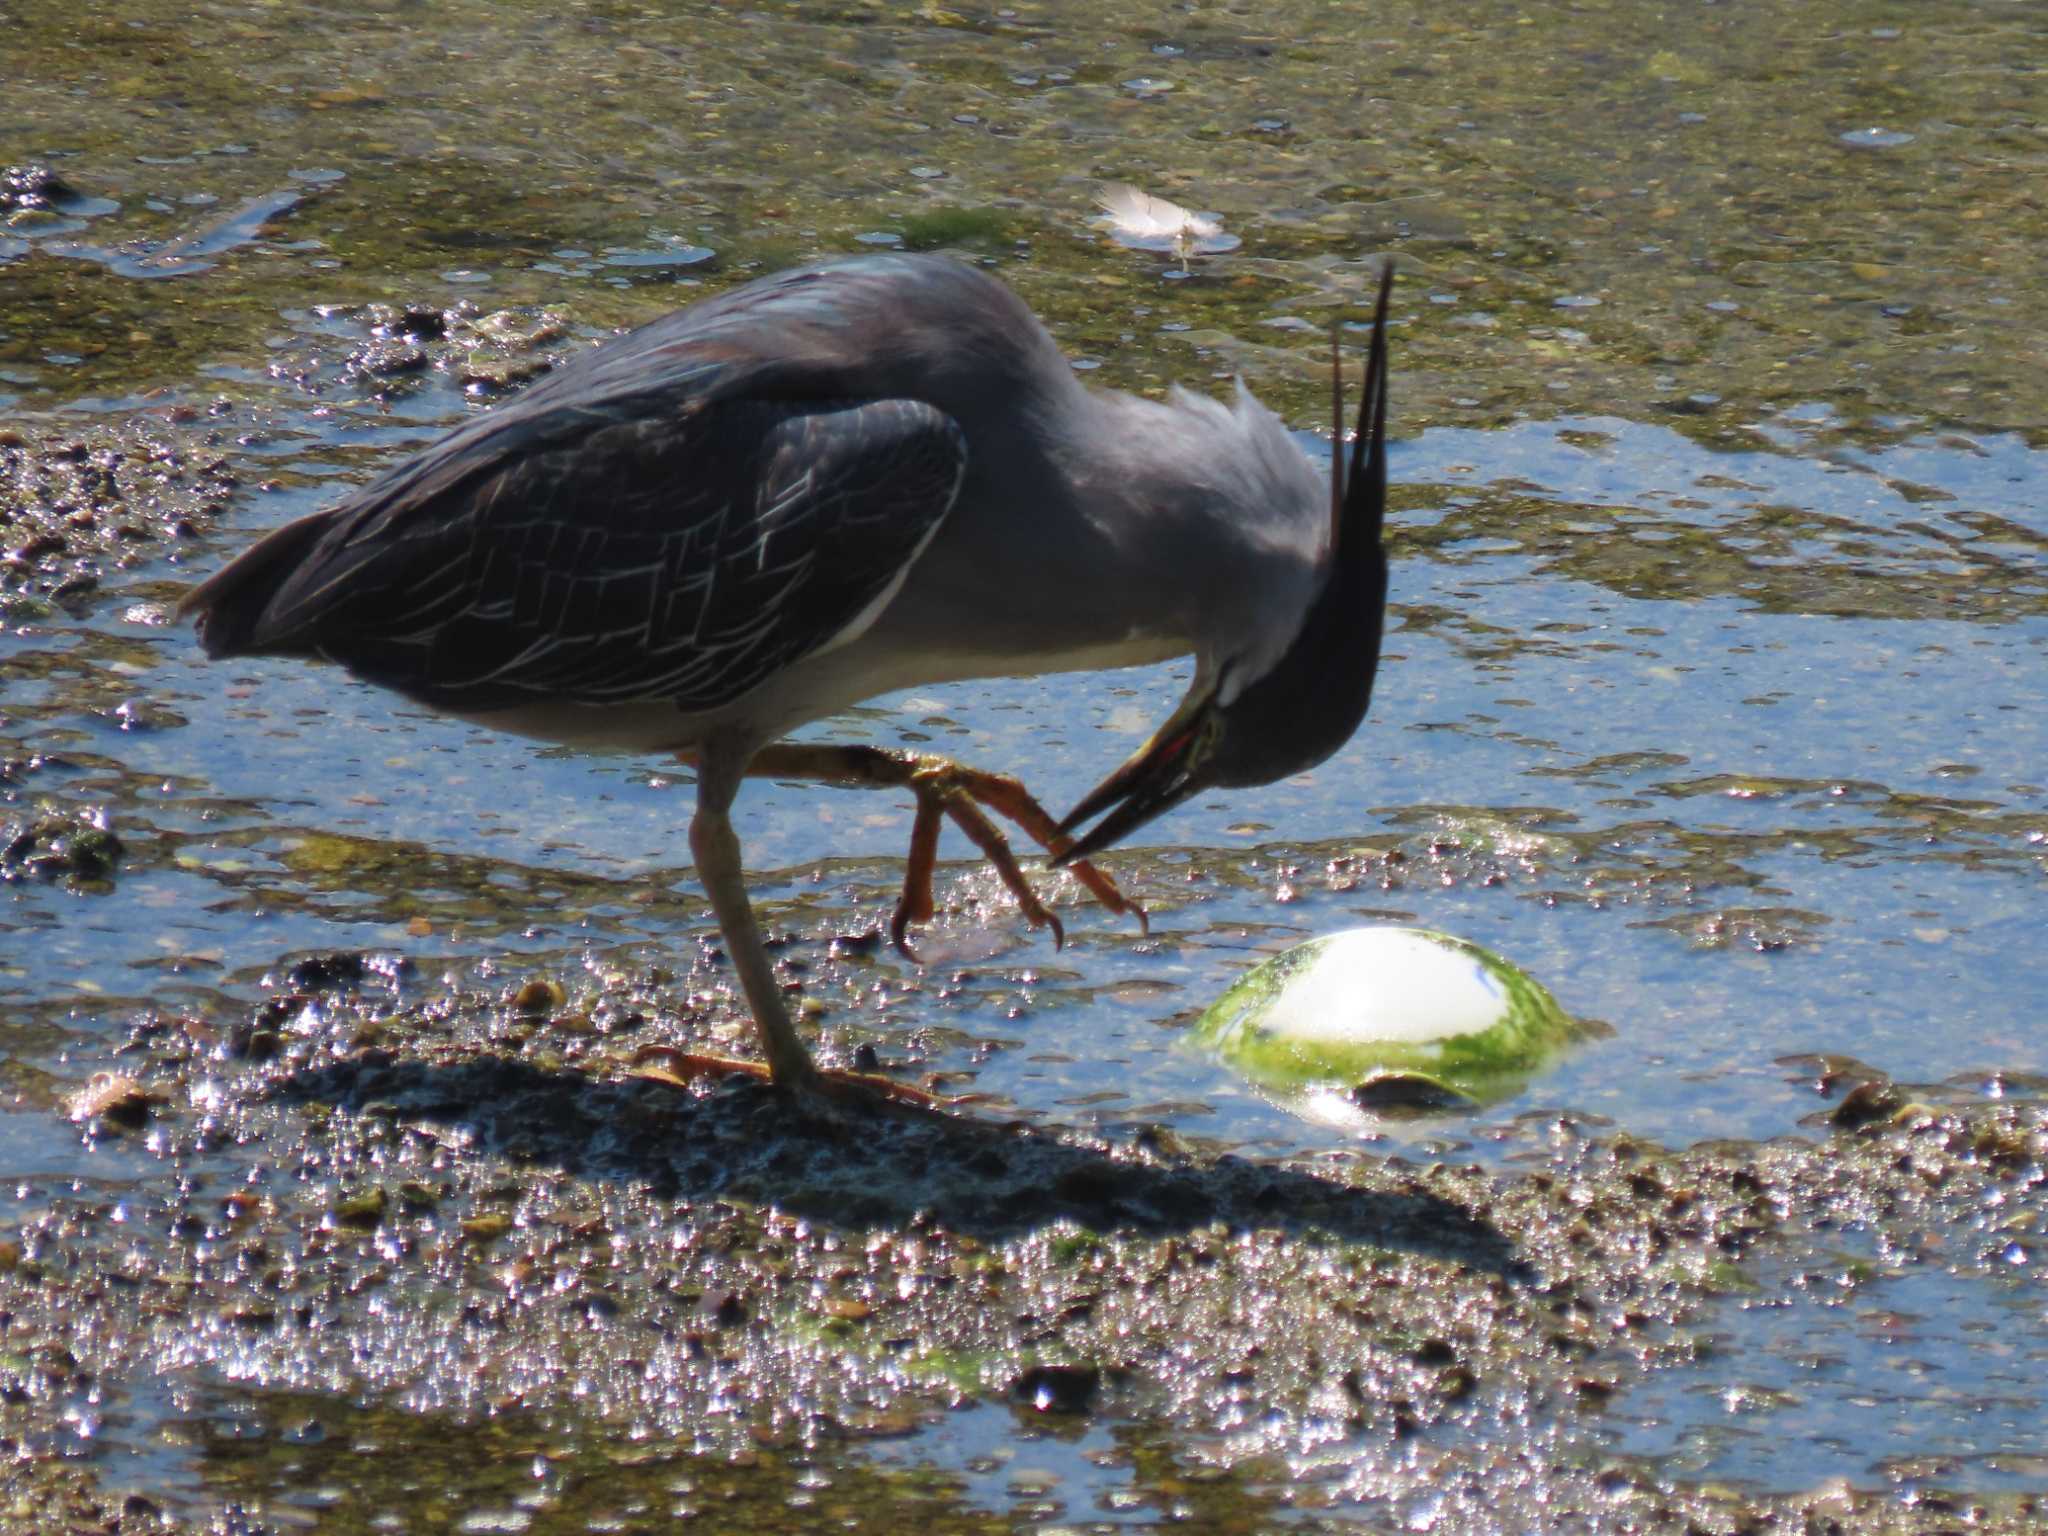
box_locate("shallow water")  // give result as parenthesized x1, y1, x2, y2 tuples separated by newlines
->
(1612, 1249, 2048, 1495)
(6, 0, 2047, 1526)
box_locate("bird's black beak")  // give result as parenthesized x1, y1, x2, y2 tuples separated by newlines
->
(1052, 690, 1219, 865)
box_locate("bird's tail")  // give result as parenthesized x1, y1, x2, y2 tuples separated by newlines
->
(176, 507, 337, 658)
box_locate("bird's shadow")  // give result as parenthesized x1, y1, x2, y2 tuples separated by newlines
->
(274, 1049, 1530, 1281)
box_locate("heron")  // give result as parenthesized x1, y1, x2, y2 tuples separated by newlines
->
(181, 253, 1394, 1105)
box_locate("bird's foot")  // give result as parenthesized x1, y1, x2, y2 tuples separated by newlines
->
(628, 1043, 952, 1112)
(890, 758, 1147, 962)
(722, 743, 1147, 963)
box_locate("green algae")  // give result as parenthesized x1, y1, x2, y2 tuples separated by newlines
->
(896, 204, 1013, 251)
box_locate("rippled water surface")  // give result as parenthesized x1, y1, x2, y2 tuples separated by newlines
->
(5, 0, 2046, 1528)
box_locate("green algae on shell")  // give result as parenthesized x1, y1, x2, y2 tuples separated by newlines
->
(1190, 925, 1586, 1109)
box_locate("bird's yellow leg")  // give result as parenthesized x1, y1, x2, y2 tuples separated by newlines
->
(668, 741, 954, 1108)
(731, 743, 1146, 960)
(688, 744, 820, 1089)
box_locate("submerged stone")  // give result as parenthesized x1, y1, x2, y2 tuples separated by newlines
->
(1010, 1362, 1100, 1415)
(1189, 926, 1586, 1110)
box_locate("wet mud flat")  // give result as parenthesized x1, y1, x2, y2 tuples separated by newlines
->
(1, 280, 574, 633)
(3, 918, 2045, 1534)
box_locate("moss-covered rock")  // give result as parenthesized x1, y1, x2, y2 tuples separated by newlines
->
(1190, 926, 1587, 1109)
(0, 812, 122, 886)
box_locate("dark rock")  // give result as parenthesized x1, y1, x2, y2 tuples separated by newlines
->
(286, 952, 368, 991)
(0, 816, 121, 883)
(1010, 1362, 1099, 1415)
(1830, 1079, 1903, 1130)
(1351, 1074, 1477, 1114)
(0, 163, 76, 211)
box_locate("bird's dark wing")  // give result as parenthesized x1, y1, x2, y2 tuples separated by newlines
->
(223, 395, 965, 716)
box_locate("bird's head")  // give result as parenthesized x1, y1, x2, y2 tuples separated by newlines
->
(1055, 265, 1394, 866)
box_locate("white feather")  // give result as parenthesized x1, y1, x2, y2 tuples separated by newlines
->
(1094, 182, 1222, 241)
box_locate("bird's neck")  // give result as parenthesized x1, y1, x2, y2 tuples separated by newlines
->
(1039, 386, 1327, 662)
(851, 378, 1325, 693)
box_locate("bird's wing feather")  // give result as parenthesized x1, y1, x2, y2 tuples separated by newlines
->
(247, 395, 965, 715)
